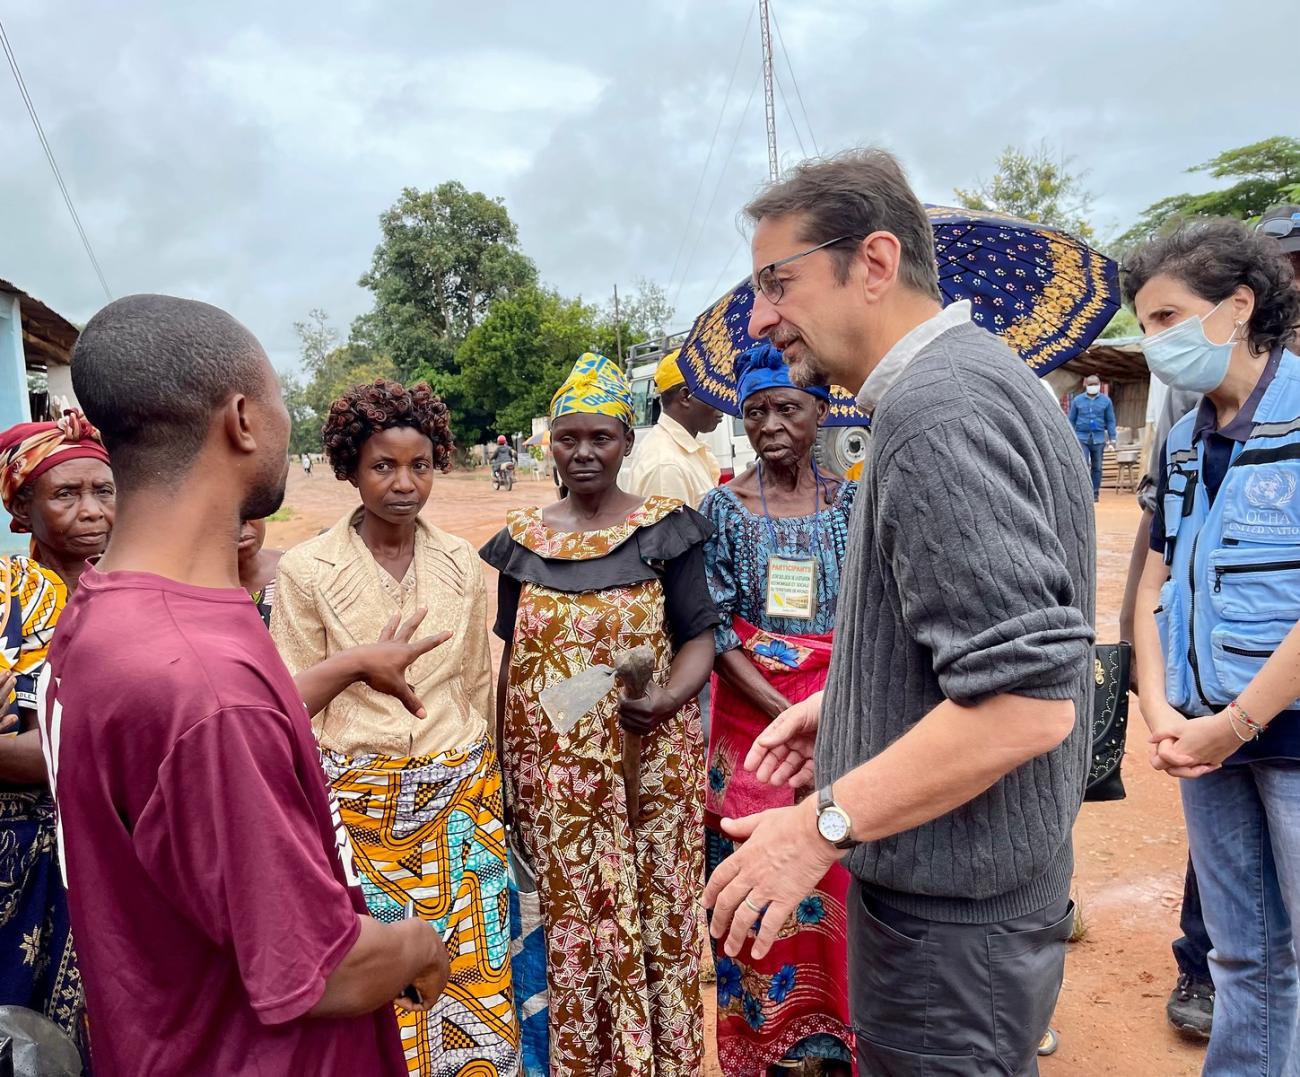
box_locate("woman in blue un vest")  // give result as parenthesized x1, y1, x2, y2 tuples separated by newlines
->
(1131, 218, 1300, 1076)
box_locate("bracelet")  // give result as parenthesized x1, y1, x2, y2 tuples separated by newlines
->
(1226, 710, 1257, 743)
(1226, 701, 1262, 742)
(1228, 700, 1264, 734)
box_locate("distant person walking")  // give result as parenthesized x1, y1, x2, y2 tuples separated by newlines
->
(302, 451, 314, 476)
(1068, 374, 1117, 501)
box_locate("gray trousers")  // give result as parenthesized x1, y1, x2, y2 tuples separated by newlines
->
(849, 881, 1072, 1076)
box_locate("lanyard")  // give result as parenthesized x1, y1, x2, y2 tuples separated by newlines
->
(756, 460, 825, 560)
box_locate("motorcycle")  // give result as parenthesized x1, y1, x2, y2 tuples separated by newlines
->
(492, 460, 516, 492)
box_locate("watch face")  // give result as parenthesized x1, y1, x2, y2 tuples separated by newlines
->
(818, 807, 850, 844)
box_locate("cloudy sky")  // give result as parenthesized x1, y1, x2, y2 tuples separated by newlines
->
(2, 0, 1291, 373)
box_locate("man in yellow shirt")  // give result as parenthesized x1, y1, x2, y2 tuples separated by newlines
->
(626, 349, 723, 506)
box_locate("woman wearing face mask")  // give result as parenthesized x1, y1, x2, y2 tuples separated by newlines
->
(1130, 219, 1300, 1076)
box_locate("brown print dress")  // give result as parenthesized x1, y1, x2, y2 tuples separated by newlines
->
(481, 497, 719, 1077)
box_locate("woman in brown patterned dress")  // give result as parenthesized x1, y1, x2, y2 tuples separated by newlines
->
(480, 354, 719, 1077)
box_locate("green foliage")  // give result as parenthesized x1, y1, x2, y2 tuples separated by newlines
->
(605, 277, 675, 351)
(356, 182, 537, 381)
(281, 374, 320, 456)
(266, 505, 297, 522)
(1116, 137, 1300, 251)
(454, 285, 605, 443)
(282, 309, 397, 454)
(1099, 307, 1139, 339)
(954, 141, 1095, 240)
(300, 180, 677, 455)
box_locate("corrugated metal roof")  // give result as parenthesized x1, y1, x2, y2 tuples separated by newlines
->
(0, 278, 79, 366)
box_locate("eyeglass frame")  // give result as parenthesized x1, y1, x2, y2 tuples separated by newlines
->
(754, 234, 865, 304)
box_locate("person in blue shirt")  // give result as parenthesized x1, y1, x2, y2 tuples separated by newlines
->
(1131, 218, 1300, 1076)
(1068, 374, 1117, 501)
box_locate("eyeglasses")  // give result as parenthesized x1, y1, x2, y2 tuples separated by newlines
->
(1257, 213, 1300, 240)
(754, 234, 863, 304)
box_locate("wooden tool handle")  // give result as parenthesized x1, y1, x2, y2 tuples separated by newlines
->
(614, 646, 655, 825)
(614, 646, 655, 700)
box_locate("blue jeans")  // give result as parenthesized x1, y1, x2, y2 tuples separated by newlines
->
(1079, 439, 1104, 498)
(1182, 763, 1300, 1075)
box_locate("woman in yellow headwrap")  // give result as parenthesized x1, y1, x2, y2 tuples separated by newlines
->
(480, 353, 719, 1077)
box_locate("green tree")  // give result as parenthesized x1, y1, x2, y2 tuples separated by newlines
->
(1099, 307, 1139, 339)
(954, 141, 1096, 240)
(356, 183, 537, 381)
(302, 343, 397, 423)
(615, 277, 675, 338)
(285, 309, 397, 454)
(598, 277, 676, 363)
(281, 374, 320, 456)
(1117, 137, 1300, 249)
(456, 285, 604, 442)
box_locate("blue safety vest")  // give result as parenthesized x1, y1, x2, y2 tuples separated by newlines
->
(1157, 349, 1300, 716)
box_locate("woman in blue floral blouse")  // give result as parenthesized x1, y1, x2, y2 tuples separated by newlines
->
(700, 344, 857, 1076)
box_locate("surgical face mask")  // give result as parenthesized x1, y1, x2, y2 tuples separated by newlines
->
(1141, 300, 1239, 393)
(1085, 385, 1100, 396)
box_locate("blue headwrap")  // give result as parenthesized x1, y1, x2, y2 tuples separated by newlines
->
(735, 342, 832, 407)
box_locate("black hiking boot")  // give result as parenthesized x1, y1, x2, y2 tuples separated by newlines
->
(1166, 972, 1213, 1040)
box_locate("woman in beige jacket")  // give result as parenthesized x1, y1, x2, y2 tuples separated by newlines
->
(272, 379, 517, 1077)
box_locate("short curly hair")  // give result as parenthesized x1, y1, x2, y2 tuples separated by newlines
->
(322, 379, 454, 480)
(1123, 218, 1299, 355)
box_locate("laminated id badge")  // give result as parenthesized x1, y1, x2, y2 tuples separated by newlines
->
(765, 555, 818, 619)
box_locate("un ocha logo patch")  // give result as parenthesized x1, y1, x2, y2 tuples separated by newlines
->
(1244, 469, 1298, 510)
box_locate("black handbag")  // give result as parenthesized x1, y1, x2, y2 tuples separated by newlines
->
(1085, 642, 1131, 802)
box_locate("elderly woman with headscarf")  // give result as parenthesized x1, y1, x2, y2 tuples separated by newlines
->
(699, 344, 857, 1076)
(0, 409, 112, 1057)
(480, 353, 720, 1077)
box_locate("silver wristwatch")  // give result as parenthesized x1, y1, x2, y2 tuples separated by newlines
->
(816, 783, 856, 850)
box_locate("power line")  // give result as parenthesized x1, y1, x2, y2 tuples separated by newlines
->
(672, 64, 762, 314)
(0, 19, 112, 301)
(769, 2, 819, 156)
(705, 233, 747, 305)
(665, 3, 756, 301)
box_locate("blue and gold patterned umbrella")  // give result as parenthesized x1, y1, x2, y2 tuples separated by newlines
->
(677, 206, 1121, 425)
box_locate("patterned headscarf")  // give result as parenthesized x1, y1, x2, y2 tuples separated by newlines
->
(549, 353, 634, 425)
(735, 342, 831, 407)
(0, 410, 111, 530)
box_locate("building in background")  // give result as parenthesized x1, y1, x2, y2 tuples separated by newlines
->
(0, 278, 80, 546)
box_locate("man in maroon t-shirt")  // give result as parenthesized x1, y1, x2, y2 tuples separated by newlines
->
(39, 294, 447, 1076)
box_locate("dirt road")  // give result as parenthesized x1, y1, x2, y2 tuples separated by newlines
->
(269, 468, 1205, 1076)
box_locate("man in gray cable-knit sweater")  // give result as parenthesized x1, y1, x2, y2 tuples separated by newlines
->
(704, 149, 1095, 1075)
